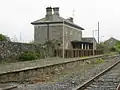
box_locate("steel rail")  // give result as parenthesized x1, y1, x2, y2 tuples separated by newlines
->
(73, 59, 120, 90)
(116, 83, 120, 90)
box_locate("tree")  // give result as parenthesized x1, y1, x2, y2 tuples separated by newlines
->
(96, 42, 105, 50)
(114, 41, 120, 52)
(0, 34, 10, 41)
(96, 42, 109, 53)
(109, 47, 117, 52)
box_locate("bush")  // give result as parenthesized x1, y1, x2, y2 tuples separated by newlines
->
(109, 47, 117, 52)
(92, 58, 104, 64)
(95, 58, 104, 64)
(0, 34, 10, 41)
(19, 51, 40, 61)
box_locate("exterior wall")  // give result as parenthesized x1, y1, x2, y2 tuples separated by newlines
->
(34, 25, 47, 43)
(49, 25, 63, 40)
(34, 23, 82, 49)
(34, 24, 63, 44)
(64, 25, 82, 49)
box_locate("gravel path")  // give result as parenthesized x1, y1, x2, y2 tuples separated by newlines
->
(10, 56, 120, 90)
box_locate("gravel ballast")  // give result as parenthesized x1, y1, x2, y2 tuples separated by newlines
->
(9, 56, 120, 90)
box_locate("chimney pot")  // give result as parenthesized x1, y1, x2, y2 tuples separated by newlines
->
(53, 7, 59, 16)
(46, 7, 52, 20)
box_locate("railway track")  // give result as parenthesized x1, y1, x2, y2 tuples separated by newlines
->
(73, 59, 120, 90)
(2, 55, 120, 90)
(116, 83, 120, 90)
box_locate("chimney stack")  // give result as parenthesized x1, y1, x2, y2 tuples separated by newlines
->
(67, 17, 74, 23)
(53, 7, 59, 16)
(46, 7, 52, 20)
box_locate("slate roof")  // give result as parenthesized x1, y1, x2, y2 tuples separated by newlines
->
(82, 37, 97, 43)
(31, 16, 84, 30)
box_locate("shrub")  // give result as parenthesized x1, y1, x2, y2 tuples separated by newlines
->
(0, 34, 10, 41)
(19, 51, 40, 61)
(109, 47, 117, 52)
(92, 58, 104, 64)
(95, 58, 104, 64)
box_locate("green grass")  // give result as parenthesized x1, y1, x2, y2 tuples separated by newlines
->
(104, 52, 118, 56)
(80, 56, 89, 59)
(94, 58, 104, 64)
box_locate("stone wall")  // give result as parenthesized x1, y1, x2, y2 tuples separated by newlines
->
(0, 55, 117, 83)
(0, 41, 39, 60)
(34, 24, 63, 44)
(34, 23, 83, 49)
(0, 41, 103, 61)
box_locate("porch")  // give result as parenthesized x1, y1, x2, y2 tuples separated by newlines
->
(71, 41, 93, 49)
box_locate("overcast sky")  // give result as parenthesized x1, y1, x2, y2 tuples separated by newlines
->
(0, 0, 120, 42)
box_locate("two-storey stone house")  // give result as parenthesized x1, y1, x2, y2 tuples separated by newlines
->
(31, 7, 94, 49)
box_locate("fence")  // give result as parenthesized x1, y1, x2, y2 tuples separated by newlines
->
(54, 49, 103, 58)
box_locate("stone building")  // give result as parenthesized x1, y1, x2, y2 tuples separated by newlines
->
(31, 7, 94, 49)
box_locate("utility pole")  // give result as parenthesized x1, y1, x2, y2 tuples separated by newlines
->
(93, 30, 95, 56)
(20, 32, 22, 42)
(98, 22, 100, 43)
(62, 20, 65, 58)
(93, 30, 98, 56)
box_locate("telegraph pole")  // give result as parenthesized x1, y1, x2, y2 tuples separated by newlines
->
(98, 22, 100, 43)
(62, 20, 65, 58)
(20, 32, 22, 42)
(93, 30, 94, 56)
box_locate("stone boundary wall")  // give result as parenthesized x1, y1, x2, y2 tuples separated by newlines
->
(0, 41, 103, 60)
(0, 41, 39, 60)
(0, 55, 118, 83)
